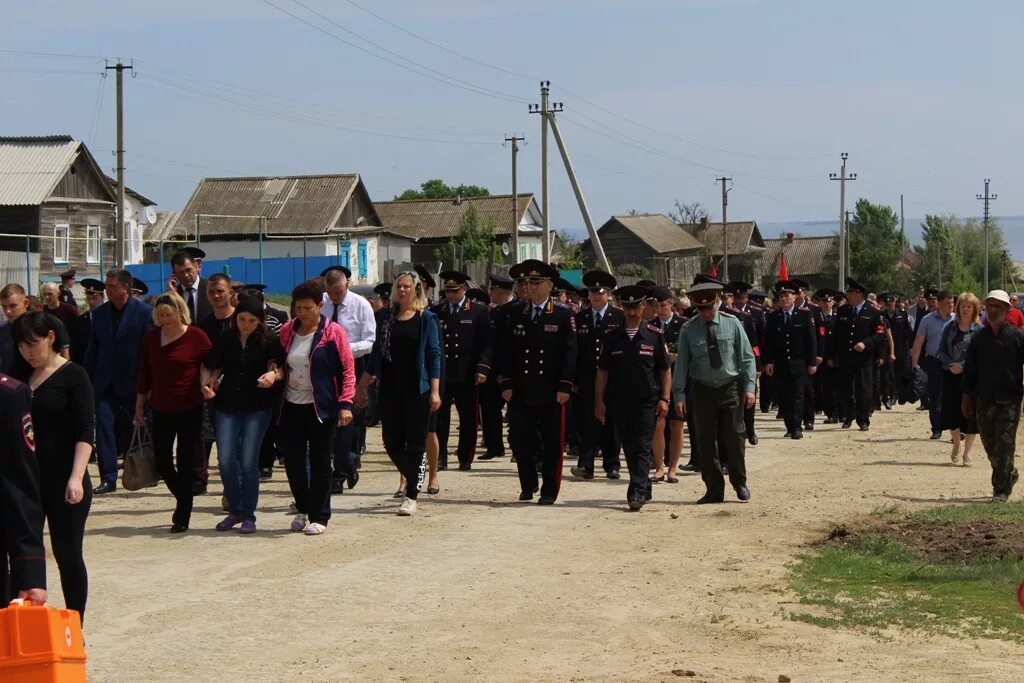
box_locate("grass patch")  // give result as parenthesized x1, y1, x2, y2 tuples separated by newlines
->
(789, 506, 1024, 643)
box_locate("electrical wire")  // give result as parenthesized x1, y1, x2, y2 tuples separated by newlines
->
(86, 73, 107, 149)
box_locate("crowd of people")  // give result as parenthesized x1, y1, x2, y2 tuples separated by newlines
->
(3, 250, 1024, 618)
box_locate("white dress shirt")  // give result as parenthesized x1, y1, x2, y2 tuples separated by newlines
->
(322, 290, 376, 358)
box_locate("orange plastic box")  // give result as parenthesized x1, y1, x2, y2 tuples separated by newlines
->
(0, 601, 87, 682)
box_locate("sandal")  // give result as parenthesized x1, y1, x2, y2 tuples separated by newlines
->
(426, 486, 440, 495)
(665, 476, 679, 484)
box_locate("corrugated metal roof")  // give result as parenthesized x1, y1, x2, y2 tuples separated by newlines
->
(762, 235, 838, 276)
(174, 174, 363, 237)
(374, 194, 535, 240)
(605, 214, 704, 253)
(687, 221, 765, 257)
(0, 135, 79, 205)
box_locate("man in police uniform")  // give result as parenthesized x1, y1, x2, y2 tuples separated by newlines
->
(499, 260, 577, 504)
(0, 373, 47, 606)
(58, 269, 77, 308)
(433, 271, 492, 471)
(673, 281, 756, 503)
(763, 280, 818, 439)
(570, 269, 624, 480)
(812, 289, 839, 422)
(479, 274, 515, 460)
(595, 285, 671, 509)
(793, 278, 825, 432)
(724, 281, 762, 445)
(881, 291, 914, 406)
(826, 278, 887, 430)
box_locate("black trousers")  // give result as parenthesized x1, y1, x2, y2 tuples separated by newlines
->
(479, 381, 506, 456)
(610, 398, 656, 504)
(836, 363, 874, 426)
(759, 373, 775, 412)
(258, 420, 280, 470)
(575, 385, 621, 473)
(41, 471, 92, 623)
(923, 356, 945, 432)
(380, 388, 430, 500)
(279, 402, 336, 525)
(685, 383, 700, 465)
(333, 356, 366, 478)
(776, 367, 808, 434)
(815, 365, 836, 418)
(151, 406, 203, 528)
(802, 375, 816, 425)
(690, 381, 747, 495)
(437, 381, 478, 467)
(508, 398, 565, 500)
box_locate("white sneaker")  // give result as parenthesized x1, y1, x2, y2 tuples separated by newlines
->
(290, 513, 308, 532)
(397, 498, 417, 516)
(304, 522, 327, 535)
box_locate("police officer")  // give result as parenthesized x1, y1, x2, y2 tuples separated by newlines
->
(479, 274, 515, 460)
(58, 269, 77, 308)
(433, 271, 492, 471)
(812, 289, 840, 423)
(881, 290, 914, 406)
(595, 285, 671, 510)
(499, 260, 577, 504)
(0, 373, 47, 606)
(763, 280, 818, 439)
(826, 278, 886, 430)
(672, 281, 756, 503)
(794, 278, 825, 432)
(570, 270, 624, 480)
(70, 278, 105, 365)
(724, 281, 762, 445)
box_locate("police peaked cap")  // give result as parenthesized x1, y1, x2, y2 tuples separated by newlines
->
(60, 269, 76, 280)
(488, 272, 514, 290)
(648, 285, 674, 302)
(845, 277, 870, 294)
(774, 280, 799, 294)
(635, 279, 657, 288)
(413, 264, 436, 289)
(320, 265, 352, 279)
(466, 287, 490, 305)
(131, 277, 149, 295)
(509, 259, 558, 280)
(80, 278, 104, 293)
(373, 283, 393, 297)
(614, 284, 649, 306)
(726, 281, 753, 295)
(439, 270, 471, 290)
(692, 273, 726, 287)
(581, 269, 617, 291)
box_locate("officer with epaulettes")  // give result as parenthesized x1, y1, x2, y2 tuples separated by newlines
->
(825, 278, 887, 430)
(880, 291, 914, 407)
(478, 273, 515, 461)
(595, 285, 671, 510)
(762, 280, 818, 439)
(432, 271, 492, 471)
(812, 288, 840, 423)
(793, 278, 826, 432)
(499, 260, 577, 504)
(570, 270, 624, 481)
(58, 268, 77, 307)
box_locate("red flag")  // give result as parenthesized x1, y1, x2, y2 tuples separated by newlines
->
(709, 263, 718, 278)
(779, 252, 789, 281)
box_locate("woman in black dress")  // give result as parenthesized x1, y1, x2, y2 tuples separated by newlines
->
(13, 311, 94, 621)
(937, 292, 982, 467)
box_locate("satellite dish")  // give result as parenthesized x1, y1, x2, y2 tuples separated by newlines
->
(501, 242, 510, 256)
(122, 200, 133, 222)
(143, 205, 157, 225)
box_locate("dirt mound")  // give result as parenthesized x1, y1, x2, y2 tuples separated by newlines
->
(830, 519, 1024, 563)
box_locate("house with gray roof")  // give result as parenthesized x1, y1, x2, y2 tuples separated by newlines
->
(580, 214, 705, 288)
(760, 232, 839, 290)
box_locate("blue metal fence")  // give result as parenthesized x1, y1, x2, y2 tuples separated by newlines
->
(126, 254, 342, 296)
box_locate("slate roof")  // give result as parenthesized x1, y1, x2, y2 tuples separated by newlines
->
(374, 194, 537, 240)
(604, 214, 704, 253)
(688, 221, 765, 258)
(762, 234, 838, 276)
(0, 135, 114, 206)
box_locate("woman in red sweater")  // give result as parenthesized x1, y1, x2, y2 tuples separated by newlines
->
(135, 291, 212, 533)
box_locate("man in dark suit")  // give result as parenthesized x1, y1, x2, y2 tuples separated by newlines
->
(169, 247, 211, 324)
(826, 278, 887, 431)
(84, 269, 153, 493)
(69, 278, 105, 365)
(763, 280, 818, 439)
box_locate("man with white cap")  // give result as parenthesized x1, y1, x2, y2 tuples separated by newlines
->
(962, 289, 1024, 502)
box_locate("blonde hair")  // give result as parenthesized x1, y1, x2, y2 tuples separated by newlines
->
(152, 291, 191, 326)
(956, 292, 980, 324)
(392, 271, 429, 312)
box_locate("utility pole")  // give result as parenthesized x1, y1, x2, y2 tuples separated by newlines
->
(976, 179, 998, 293)
(504, 134, 525, 263)
(716, 177, 732, 281)
(829, 153, 856, 288)
(528, 81, 553, 263)
(105, 59, 133, 267)
(845, 210, 854, 279)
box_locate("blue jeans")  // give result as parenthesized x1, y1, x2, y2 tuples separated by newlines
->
(215, 409, 272, 522)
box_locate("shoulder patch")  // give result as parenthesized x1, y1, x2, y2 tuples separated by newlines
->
(646, 322, 664, 334)
(21, 413, 35, 452)
(719, 311, 736, 319)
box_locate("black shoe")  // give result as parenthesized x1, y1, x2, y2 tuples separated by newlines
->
(458, 462, 472, 471)
(346, 470, 359, 490)
(94, 481, 116, 495)
(748, 435, 759, 445)
(518, 491, 533, 501)
(930, 431, 942, 440)
(722, 465, 729, 475)
(775, 411, 784, 420)
(736, 486, 751, 502)
(478, 452, 501, 461)
(259, 467, 273, 481)
(566, 444, 579, 456)
(916, 405, 928, 411)
(438, 463, 448, 471)
(784, 431, 792, 438)
(170, 523, 189, 534)
(606, 470, 621, 480)
(804, 423, 814, 432)
(678, 462, 697, 472)
(192, 480, 207, 496)
(824, 417, 838, 424)
(858, 422, 869, 432)
(537, 496, 555, 505)
(331, 478, 344, 495)
(571, 467, 594, 480)
(841, 421, 852, 429)
(627, 499, 644, 511)
(696, 492, 725, 504)
(792, 430, 803, 440)
(884, 401, 893, 410)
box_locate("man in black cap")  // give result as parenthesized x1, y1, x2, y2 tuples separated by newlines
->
(826, 278, 886, 430)
(500, 259, 577, 504)
(433, 270, 492, 471)
(763, 281, 818, 439)
(479, 274, 515, 460)
(879, 292, 912, 408)
(58, 269, 77, 308)
(724, 281, 762, 445)
(812, 288, 840, 422)
(595, 285, 671, 509)
(131, 278, 149, 301)
(70, 278, 105, 365)
(793, 278, 825, 432)
(169, 247, 211, 323)
(570, 269, 624, 480)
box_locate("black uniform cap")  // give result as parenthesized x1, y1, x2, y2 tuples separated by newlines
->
(581, 269, 617, 291)
(553, 277, 576, 294)
(242, 283, 267, 292)
(131, 277, 149, 295)
(320, 265, 352, 279)
(774, 280, 799, 294)
(845, 277, 870, 294)
(635, 279, 657, 288)
(413, 264, 436, 289)
(177, 246, 206, 261)
(466, 287, 490, 305)
(648, 285, 674, 302)
(692, 273, 726, 287)
(791, 277, 811, 291)
(59, 269, 76, 281)
(439, 270, 471, 291)
(749, 289, 769, 302)
(373, 283, 393, 298)
(923, 287, 938, 299)
(488, 272, 514, 290)
(726, 281, 752, 295)
(614, 284, 649, 307)
(80, 278, 104, 294)
(509, 259, 558, 280)
(879, 291, 897, 303)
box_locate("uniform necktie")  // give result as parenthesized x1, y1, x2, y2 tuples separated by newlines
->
(785, 311, 791, 324)
(707, 322, 722, 370)
(186, 287, 195, 320)
(595, 311, 603, 327)
(533, 305, 542, 321)
(451, 303, 459, 317)
(332, 302, 340, 324)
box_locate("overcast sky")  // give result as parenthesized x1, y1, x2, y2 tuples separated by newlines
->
(2, 0, 1021, 242)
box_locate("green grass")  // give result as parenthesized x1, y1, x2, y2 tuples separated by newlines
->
(908, 501, 1024, 523)
(788, 516, 1024, 642)
(266, 294, 291, 307)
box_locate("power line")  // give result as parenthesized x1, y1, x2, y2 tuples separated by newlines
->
(0, 48, 104, 60)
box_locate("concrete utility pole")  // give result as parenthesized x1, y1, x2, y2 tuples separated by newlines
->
(716, 177, 732, 281)
(976, 179, 998, 293)
(504, 134, 525, 263)
(105, 59, 133, 268)
(548, 115, 610, 273)
(845, 209, 854, 279)
(528, 81, 553, 263)
(829, 153, 856, 288)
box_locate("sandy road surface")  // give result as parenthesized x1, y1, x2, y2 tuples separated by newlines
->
(63, 403, 1023, 681)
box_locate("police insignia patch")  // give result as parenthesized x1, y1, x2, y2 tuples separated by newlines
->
(21, 414, 35, 452)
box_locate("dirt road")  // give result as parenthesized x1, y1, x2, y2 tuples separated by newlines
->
(71, 404, 1022, 681)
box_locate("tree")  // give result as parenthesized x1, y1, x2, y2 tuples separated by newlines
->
(395, 178, 490, 201)
(911, 214, 1014, 294)
(822, 198, 908, 293)
(434, 204, 499, 265)
(615, 263, 655, 280)
(669, 200, 710, 226)
(558, 236, 584, 270)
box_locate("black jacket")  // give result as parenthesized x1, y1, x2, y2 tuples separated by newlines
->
(499, 298, 577, 406)
(598, 322, 671, 404)
(575, 305, 625, 391)
(433, 298, 492, 383)
(178, 278, 212, 324)
(763, 308, 818, 373)
(826, 303, 886, 368)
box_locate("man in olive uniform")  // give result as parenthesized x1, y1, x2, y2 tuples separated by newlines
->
(479, 274, 515, 460)
(570, 269, 624, 480)
(58, 268, 77, 308)
(595, 285, 671, 509)
(763, 280, 817, 439)
(673, 281, 756, 504)
(499, 260, 577, 504)
(0, 373, 47, 606)
(826, 278, 887, 431)
(433, 271, 492, 471)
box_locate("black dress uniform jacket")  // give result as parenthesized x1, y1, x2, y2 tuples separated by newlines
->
(826, 303, 887, 366)
(598, 323, 671, 403)
(433, 298, 492, 382)
(763, 308, 817, 371)
(58, 284, 76, 308)
(500, 298, 577, 405)
(575, 306, 625, 389)
(0, 374, 46, 596)
(69, 310, 93, 365)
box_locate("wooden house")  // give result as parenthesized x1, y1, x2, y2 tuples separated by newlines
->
(580, 214, 704, 288)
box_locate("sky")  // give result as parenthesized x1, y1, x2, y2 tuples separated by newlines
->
(2, 0, 1022, 252)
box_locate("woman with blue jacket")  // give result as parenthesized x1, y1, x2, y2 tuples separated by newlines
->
(362, 270, 442, 516)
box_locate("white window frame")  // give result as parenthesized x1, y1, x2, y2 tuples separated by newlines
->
(53, 224, 70, 264)
(529, 244, 538, 259)
(519, 244, 527, 261)
(86, 225, 100, 263)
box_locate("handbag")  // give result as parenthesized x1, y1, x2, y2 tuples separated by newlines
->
(121, 424, 160, 491)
